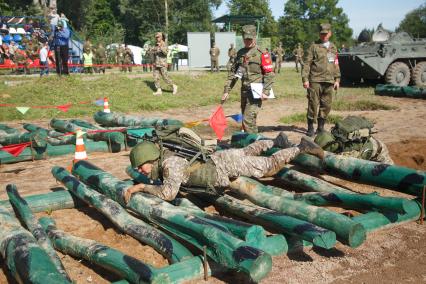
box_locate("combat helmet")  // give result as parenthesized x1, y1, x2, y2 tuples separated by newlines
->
(314, 131, 339, 152)
(130, 141, 160, 168)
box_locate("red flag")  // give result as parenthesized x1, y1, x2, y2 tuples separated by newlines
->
(209, 105, 227, 140)
(0, 142, 31, 157)
(57, 103, 72, 112)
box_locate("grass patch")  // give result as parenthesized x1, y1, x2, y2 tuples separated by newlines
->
(0, 67, 382, 121)
(279, 113, 343, 124)
(332, 99, 397, 111)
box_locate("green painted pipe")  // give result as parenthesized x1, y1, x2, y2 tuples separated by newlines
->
(50, 118, 124, 152)
(231, 132, 426, 197)
(0, 190, 84, 213)
(0, 129, 48, 147)
(375, 84, 426, 99)
(0, 141, 110, 164)
(6, 184, 71, 281)
(23, 123, 64, 138)
(209, 195, 337, 249)
(0, 204, 71, 284)
(172, 198, 288, 256)
(93, 111, 184, 128)
(72, 160, 273, 282)
(230, 176, 366, 248)
(126, 168, 287, 255)
(0, 123, 20, 135)
(39, 217, 207, 284)
(52, 166, 193, 263)
(266, 175, 418, 214)
(277, 167, 352, 194)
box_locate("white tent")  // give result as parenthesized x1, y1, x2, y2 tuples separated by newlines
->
(168, 44, 188, 52)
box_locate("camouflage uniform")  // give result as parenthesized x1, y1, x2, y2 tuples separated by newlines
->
(292, 43, 304, 72)
(124, 46, 133, 72)
(273, 43, 284, 73)
(14, 51, 29, 74)
(224, 25, 275, 134)
(227, 44, 237, 74)
(116, 45, 126, 72)
(139, 140, 300, 201)
(210, 45, 220, 72)
(302, 23, 340, 133)
(341, 137, 394, 164)
(94, 44, 106, 74)
(152, 32, 176, 95)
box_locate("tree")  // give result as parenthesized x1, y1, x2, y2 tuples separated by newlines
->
(397, 4, 426, 38)
(226, 0, 278, 45)
(278, 0, 352, 51)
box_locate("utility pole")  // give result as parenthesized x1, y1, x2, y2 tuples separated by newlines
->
(165, 0, 169, 44)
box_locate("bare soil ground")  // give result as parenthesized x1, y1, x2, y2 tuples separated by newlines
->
(0, 94, 425, 284)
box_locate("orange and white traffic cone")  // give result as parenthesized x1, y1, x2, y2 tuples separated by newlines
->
(74, 129, 87, 162)
(103, 97, 111, 113)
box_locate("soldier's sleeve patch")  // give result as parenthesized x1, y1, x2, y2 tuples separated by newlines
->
(261, 52, 273, 73)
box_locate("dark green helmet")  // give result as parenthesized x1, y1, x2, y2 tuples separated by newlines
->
(314, 131, 339, 152)
(130, 141, 160, 168)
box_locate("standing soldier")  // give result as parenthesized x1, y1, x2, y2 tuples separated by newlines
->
(171, 43, 179, 71)
(222, 25, 275, 134)
(124, 45, 134, 72)
(273, 42, 284, 74)
(302, 23, 340, 137)
(226, 43, 237, 74)
(95, 43, 106, 74)
(293, 43, 304, 73)
(116, 44, 126, 72)
(152, 32, 178, 96)
(209, 43, 220, 72)
(83, 40, 92, 53)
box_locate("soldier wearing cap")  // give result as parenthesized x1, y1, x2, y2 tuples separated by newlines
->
(226, 43, 237, 74)
(273, 42, 284, 73)
(292, 42, 304, 72)
(222, 25, 275, 133)
(152, 32, 178, 96)
(302, 23, 340, 137)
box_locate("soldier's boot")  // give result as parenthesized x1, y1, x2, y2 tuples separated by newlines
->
(306, 119, 315, 137)
(316, 118, 325, 134)
(172, 84, 178, 95)
(153, 88, 162, 96)
(273, 132, 293, 148)
(298, 136, 324, 159)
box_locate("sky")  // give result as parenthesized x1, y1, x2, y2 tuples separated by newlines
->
(213, 0, 425, 37)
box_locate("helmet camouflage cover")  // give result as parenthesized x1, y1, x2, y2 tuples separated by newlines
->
(130, 141, 160, 168)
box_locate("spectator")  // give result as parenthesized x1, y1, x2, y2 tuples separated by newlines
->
(171, 43, 179, 71)
(83, 48, 94, 74)
(53, 21, 70, 75)
(48, 7, 60, 35)
(8, 41, 18, 61)
(39, 41, 49, 77)
(24, 19, 34, 34)
(59, 13, 69, 29)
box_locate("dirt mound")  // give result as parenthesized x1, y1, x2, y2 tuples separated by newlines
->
(388, 139, 426, 170)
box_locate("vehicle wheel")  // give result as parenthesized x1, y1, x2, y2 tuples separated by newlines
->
(412, 61, 426, 87)
(385, 62, 411, 86)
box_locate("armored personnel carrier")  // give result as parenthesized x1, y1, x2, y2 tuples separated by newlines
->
(339, 26, 426, 86)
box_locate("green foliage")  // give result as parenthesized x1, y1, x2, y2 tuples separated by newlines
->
(226, 0, 278, 45)
(397, 4, 426, 38)
(0, 0, 42, 16)
(279, 113, 343, 124)
(278, 0, 353, 51)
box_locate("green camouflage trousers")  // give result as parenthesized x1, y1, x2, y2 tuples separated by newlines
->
(307, 82, 334, 122)
(295, 58, 304, 72)
(153, 66, 174, 89)
(241, 87, 262, 133)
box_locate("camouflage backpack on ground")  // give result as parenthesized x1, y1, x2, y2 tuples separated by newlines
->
(316, 116, 375, 159)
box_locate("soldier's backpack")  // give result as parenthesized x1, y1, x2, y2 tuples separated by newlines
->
(331, 116, 374, 144)
(153, 125, 217, 163)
